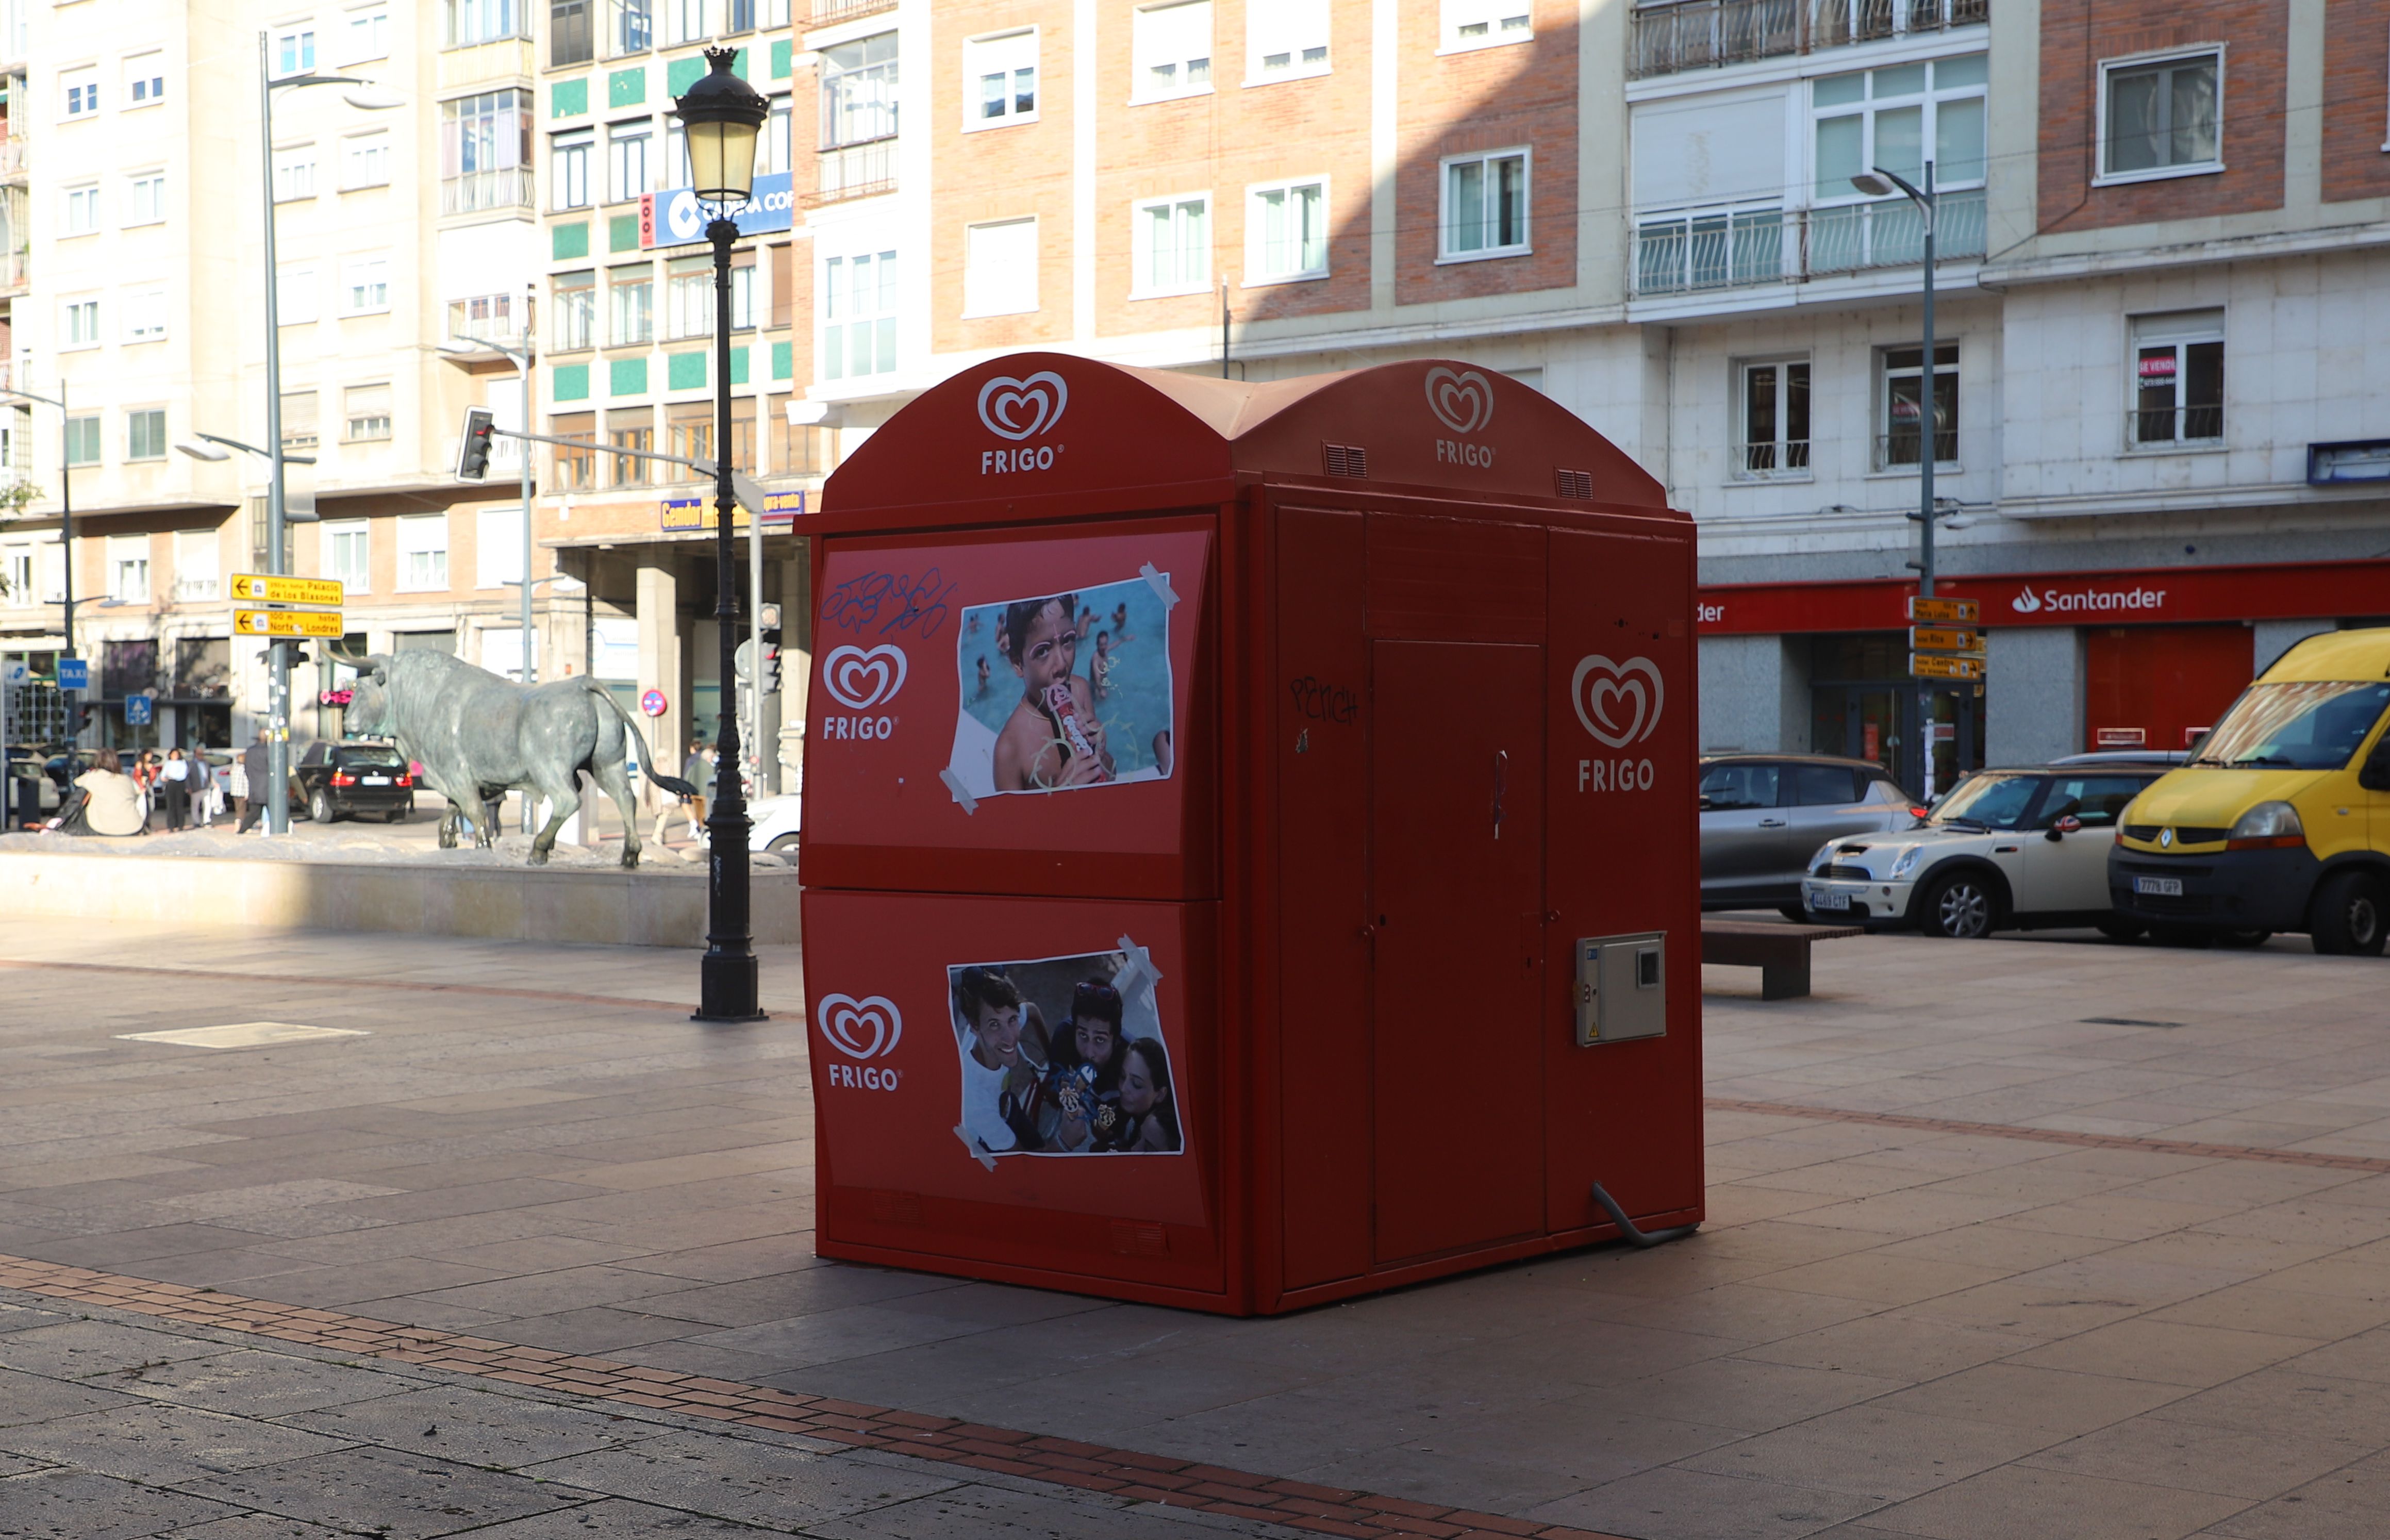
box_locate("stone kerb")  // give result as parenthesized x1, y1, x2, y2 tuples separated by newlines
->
(1, 849, 802, 949)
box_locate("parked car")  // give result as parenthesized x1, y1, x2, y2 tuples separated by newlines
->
(1802, 765, 2170, 938)
(2050, 750, 2192, 768)
(7, 754, 60, 821)
(748, 791, 800, 854)
(1701, 753, 1922, 919)
(292, 739, 416, 824)
(2112, 627, 2390, 954)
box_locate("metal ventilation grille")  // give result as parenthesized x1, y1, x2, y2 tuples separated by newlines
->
(1322, 442, 1368, 477)
(1555, 468, 1594, 500)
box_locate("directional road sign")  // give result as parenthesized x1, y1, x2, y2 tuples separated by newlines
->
(1907, 596, 1980, 625)
(55, 657, 89, 691)
(230, 574, 344, 608)
(1910, 626, 1985, 654)
(236, 608, 345, 639)
(1911, 653, 1986, 681)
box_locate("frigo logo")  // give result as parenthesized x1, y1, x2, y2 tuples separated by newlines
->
(821, 644, 907, 711)
(976, 372, 1069, 441)
(1424, 367, 1495, 435)
(816, 993, 905, 1090)
(1572, 655, 1664, 748)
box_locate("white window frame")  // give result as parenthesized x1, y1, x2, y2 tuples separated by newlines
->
(1440, 0, 1532, 54)
(1810, 56, 1989, 209)
(343, 382, 394, 442)
(62, 182, 100, 237)
(1733, 356, 1812, 482)
(395, 514, 451, 592)
(1246, 0, 1329, 85)
(666, 257, 713, 340)
(1131, 1, 1213, 104)
(122, 52, 165, 108)
(2126, 309, 2226, 451)
(1131, 192, 1210, 297)
(819, 248, 899, 383)
(343, 3, 391, 62)
(1877, 341, 1959, 472)
(1244, 176, 1330, 285)
(554, 271, 596, 351)
(608, 120, 651, 204)
(552, 129, 592, 208)
(609, 266, 654, 346)
(1437, 147, 1530, 262)
(277, 264, 319, 325)
(323, 519, 372, 594)
(341, 131, 391, 189)
(60, 297, 101, 350)
(272, 143, 318, 203)
(3, 546, 31, 606)
(662, 0, 709, 48)
(475, 505, 525, 591)
(124, 408, 167, 461)
(962, 28, 1038, 130)
(340, 254, 391, 316)
(107, 535, 151, 602)
(2094, 46, 2225, 187)
(61, 67, 98, 120)
(271, 25, 317, 79)
(124, 288, 168, 341)
(174, 530, 221, 602)
(962, 217, 1040, 318)
(125, 171, 166, 225)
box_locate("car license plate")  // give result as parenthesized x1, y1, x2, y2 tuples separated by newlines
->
(361, 775, 391, 786)
(2135, 876, 2183, 897)
(1809, 888, 1851, 911)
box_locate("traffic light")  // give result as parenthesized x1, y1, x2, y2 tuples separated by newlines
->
(455, 407, 496, 482)
(758, 603, 782, 694)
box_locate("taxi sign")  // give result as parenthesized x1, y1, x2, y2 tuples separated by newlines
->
(1907, 596, 1980, 625)
(236, 608, 345, 639)
(1911, 652, 1986, 681)
(230, 574, 344, 608)
(1909, 626, 1985, 654)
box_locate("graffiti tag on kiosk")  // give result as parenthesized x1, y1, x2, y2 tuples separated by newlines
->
(822, 568, 959, 641)
(1288, 675, 1358, 724)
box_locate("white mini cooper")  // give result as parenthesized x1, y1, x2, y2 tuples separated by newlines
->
(1801, 767, 2167, 939)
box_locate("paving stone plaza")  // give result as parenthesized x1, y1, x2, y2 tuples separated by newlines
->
(6, 920, 2390, 1538)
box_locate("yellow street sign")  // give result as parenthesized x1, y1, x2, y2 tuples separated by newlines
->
(1911, 652, 1986, 681)
(1907, 596, 1980, 625)
(236, 608, 345, 639)
(230, 573, 345, 608)
(1910, 626, 1985, 654)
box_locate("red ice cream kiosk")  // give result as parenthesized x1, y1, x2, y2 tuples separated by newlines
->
(797, 354, 1700, 1315)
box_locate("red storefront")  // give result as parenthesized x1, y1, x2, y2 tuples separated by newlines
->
(1699, 558, 2390, 771)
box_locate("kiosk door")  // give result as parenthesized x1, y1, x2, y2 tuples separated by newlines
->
(1369, 639, 1546, 1263)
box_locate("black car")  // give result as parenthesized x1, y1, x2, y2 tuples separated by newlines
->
(293, 740, 416, 823)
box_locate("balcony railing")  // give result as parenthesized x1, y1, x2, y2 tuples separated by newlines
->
(1731, 440, 1813, 481)
(2129, 405, 2224, 448)
(1630, 0, 1987, 79)
(809, 0, 894, 24)
(441, 167, 536, 216)
(813, 138, 895, 204)
(1632, 188, 1985, 297)
(0, 138, 25, 179)
(0, 247, 26, 295)
(1875, 429, 1959, 470)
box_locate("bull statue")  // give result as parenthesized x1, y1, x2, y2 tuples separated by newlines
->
(331, 647, 697, 868)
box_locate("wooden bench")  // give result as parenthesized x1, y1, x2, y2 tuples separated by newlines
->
(1701, 920, 1865, 1001)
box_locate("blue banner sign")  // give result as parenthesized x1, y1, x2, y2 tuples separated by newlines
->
(661, 487, 807, 533)
(641, 173, 795, 249)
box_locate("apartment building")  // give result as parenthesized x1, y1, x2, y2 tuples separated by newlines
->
(0, 0, 545, 753)
(715, 0, 2390, 797)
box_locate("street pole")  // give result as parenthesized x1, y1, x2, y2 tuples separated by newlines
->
(259, 32, 292, 834)
(748, 497, 764, 790)
(1917, 159, 1937, 800)
(57, 379, 75, 749)
(700, 209, 759, 1021)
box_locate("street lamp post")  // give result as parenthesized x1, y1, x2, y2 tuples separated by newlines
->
(3, 381, 78, 748)
(1851, 159, 1940, 796)
(673, 46, 771, 1023)
(257, 35, 402, 834)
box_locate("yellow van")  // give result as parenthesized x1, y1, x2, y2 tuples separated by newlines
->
(2111, 628, 2390, 953)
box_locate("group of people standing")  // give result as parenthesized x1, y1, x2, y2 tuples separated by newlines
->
(50, 747, 223, 836)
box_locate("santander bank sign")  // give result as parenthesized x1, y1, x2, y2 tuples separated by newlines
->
(2010, 582, 2169, 618)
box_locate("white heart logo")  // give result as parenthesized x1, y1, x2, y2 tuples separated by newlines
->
(976, 371, 1070, 441)
(1571, 655, 1665, 748)
(1424, 367, 1494, 436)
(822, 644, 907, 710)
(816, 993, 903, 1060)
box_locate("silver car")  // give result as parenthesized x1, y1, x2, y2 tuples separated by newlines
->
(1701, 753, 1921, 919)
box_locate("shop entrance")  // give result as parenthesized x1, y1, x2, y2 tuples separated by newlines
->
(1369, 638, 1546, 1265)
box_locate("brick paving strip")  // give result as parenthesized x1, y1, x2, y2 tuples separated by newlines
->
(0, 1252, 1625, 1540)
(1706, 1095, 2390, 1174)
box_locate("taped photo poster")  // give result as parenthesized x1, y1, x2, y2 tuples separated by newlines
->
(949, 574, 1175, 800)
(949, 947, 1183, 1160)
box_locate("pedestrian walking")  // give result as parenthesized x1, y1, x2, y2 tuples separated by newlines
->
(131, 750, 159, 831)
(158, 747, 193, 833)
(194, 754, 223, 827)
(235, 731, 272, 833)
